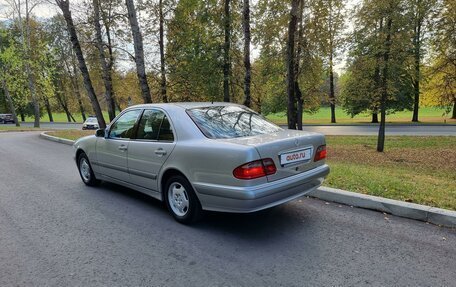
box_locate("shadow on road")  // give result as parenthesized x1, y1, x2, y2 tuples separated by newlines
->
(194, 205, 313, 241)
(94, 181, 314, 243)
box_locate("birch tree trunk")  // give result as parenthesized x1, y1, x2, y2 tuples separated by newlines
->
(328, 0, 336, 123)
(159, 0, 167, 102)
(93, 0, 116, 121)
(411, 7, 423, 122)
(43, 95, 53, 122)
(377, 16, 393, 152)
(70, 54, 87, 121)
(223, 0, 231, 102)
(125, 0, 152, 103)
(286, 0, 300, 130)
(56, 0, 106, 128)
(242, 0, 251, 107)
(15, 0, 40, 127)
(295, 0, 304, 130)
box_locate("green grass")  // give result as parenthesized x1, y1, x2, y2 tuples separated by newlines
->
(23, 111, 112, 123)
(21, 107, 455, 125)
(46, 130, 95, 140)
(0, 126, 45, 132)
(266, 107, 455, 124)
(325, 136, 456, 210)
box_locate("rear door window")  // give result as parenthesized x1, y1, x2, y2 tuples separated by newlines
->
(136, 109, 174, 141)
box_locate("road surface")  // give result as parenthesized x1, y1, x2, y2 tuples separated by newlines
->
(14, 121, 456, 135)
(0, 132, 455, 286)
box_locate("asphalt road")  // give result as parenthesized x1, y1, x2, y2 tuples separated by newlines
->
(14, 121, 456, 135)
(1, 132, 455, 286)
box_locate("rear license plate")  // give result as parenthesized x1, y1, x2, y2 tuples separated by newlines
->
(280, 148, 312, 166)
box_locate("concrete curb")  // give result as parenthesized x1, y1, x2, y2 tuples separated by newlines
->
(39, 132, 75, 146)
(38, 132, 456, 228)
(308, 186, 456, 228)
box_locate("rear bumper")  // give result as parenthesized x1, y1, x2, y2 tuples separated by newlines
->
(193, 164, 330, 213)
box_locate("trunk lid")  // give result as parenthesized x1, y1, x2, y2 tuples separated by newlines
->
(218, 129, 326, 182)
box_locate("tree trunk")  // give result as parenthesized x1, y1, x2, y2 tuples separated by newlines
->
(372, 112, 379, 123)
(17, 0, 40, 128)
(411, 20, 421, 122)
(377, 17, 392, 153)
(55, 79, 75, 123)
(328, 0, 336, 123)
(329, 56, 336, 123)
(242, 0, 251, 107)
(452, 98, 456, 119)
(20, 113, 25, 122)
(296, 82, 303, 130)
(93, 0, 116, 121)
(223, 0, 231, 102)
(1, 77, 20, 127)
(125, 0, 152, 104)
(159, 0, 168, 103)
(56, 0, 106, 129)
(294, 0, 304, 129)
(43, 96, 53, 122)
(70, 54, 87, 121)
(286, 0, 300, 130)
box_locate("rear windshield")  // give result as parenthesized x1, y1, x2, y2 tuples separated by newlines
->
(187, 105, 282, 139)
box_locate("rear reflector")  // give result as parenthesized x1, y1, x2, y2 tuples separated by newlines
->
(233, 158, 277, 180)
(314, 145, 327, 161)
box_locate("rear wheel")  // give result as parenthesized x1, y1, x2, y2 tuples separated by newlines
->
(164, 175, 202, 224)
(77, 152, 100, 186)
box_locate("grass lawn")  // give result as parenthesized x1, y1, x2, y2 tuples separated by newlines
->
(46, 130, 456, 210)
(0, 126, 46, 132)
(22, 107, 455, 125)
(46, 130, 96, 141)
(325, 136, 456, 211)
(24, 111, 112, 123)
(266, 107, 456, 124)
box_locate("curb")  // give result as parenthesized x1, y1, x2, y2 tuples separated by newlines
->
(308, 186, 456, 228)
(38, 132, 456, 228)
(39, 132, 75, 146)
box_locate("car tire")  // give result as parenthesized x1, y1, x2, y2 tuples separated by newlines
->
(164, 175, 202, 224)
(77, 152, 100, 186)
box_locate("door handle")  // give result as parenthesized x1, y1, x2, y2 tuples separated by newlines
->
(154, 148, 167, 156)
(118, 145, 128, 151)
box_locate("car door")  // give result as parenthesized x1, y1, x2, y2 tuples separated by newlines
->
(96, 109, 142, 182)
(127, 109, 176, 192)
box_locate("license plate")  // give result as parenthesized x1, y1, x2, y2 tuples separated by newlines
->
(280, 148, 312, 166)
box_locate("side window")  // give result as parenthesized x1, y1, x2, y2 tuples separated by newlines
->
(158, 115, 174, 141)
(109, 110, 141, 139)
(137, 110, 164, 140)
(136, 110, 174, 141)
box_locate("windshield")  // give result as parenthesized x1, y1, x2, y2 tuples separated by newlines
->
(86, 118, 98, 123)
(187, 105, 282, 139)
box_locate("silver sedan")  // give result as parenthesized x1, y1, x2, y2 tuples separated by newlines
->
(74, 103, 330, 224)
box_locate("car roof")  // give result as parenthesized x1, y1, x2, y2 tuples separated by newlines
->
(128, 102, 243, 110)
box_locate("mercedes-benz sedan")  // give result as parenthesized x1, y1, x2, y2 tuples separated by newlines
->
(73, 103, 330, 224)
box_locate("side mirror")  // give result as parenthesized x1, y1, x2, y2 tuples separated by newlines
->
(95, 128, 106, 138)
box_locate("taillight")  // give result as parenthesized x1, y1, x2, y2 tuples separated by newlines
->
(314, 145, 327, 161)
(233, 158, 277, 180)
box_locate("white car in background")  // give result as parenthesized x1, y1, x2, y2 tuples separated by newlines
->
(82, 116, 99, 130)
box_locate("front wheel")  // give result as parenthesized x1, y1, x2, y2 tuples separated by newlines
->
(77, 152, 100, 186)
(164, 175, 202, 224)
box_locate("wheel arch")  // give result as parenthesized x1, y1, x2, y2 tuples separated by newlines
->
(160, 168, 195, 197)
(75, 148, 86, 163)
